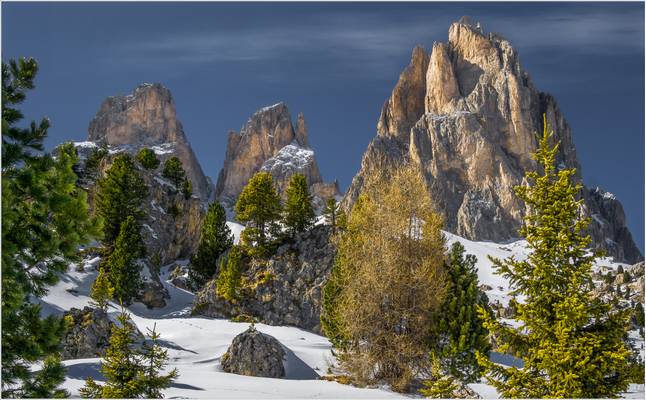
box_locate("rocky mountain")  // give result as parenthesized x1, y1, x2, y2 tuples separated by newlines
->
(88, 83, 213, 201)
(215, 103, 339, 208)
(344, 18, 642, 263)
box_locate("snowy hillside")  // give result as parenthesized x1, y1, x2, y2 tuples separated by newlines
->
(38, 228, 644, 399)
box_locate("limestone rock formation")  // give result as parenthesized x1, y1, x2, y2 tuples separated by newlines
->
(221, 325, 286, 378)
(88, 83, 213, 201)
(344, 19, 642, 263)
(192, 225, 335, 333)
(61, 306, 144, 360)
(215, 103, 339, 208)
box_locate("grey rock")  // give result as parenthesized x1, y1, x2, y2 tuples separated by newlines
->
(193, 225, 335, 333)
(221, 325, 286, 378)
(61, 306, 143, 360)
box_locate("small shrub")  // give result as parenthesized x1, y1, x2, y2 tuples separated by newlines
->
(231, 314, 257, 323)
(137, 148, 160, 170)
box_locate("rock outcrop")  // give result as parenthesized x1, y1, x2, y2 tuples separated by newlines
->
(88, 83, 213, 201)
(220, 325, 286, 378)
(192, 225, 335, 333)
(215, 103, 339, 208)
(61, 306, 144, 360)
(344, 18, 642, 263)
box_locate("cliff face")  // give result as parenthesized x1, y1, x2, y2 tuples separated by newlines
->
(215, 103, 339, 207)
(345, 19, 642, 263)
(88, 83, 213, 201)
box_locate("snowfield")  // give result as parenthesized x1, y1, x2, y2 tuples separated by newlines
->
(38, 229, 644, 399)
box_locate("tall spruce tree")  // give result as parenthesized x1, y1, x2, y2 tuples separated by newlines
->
(433, 242, 490, 383)
(138, 324, 179, 398)
(189, 202, 233, 289)
(235, 172, 282, 255)
(323, 197, 346, 234)
(2, 58, 101, 398)
(95, 154, 147, 247)
(105, 216, 144, 305)
(90, 267, 114, 312)
(283, 174, 315, 238)
(216, 245, 244, 302)
(161, 156, 186, 188)
(476, 117, 632, 398)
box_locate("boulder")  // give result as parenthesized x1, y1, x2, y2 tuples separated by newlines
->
(61, 306, 144, 360)
(221, 325, 286, 378)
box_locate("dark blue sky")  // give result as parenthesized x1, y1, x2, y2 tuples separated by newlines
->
(3, 2, 644, 251)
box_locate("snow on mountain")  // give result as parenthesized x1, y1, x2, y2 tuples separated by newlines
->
(37, 229, 643, 398)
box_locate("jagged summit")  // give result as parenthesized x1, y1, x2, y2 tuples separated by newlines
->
(215, 103, 339, 207)
(345, 18, 641, 263)
(87, 83, 213, 200)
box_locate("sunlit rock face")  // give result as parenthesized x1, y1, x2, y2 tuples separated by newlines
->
(88, 83, 213, 201)
(215, 102, 339, 208)
(344, 18, 641, 263)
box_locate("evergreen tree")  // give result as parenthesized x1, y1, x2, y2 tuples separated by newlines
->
(323, 197, 347, 234)
(138, 323, 179, 398)
(2, 58, 100, 398)
(634, 302, 645, 328)
(95, 154, 147, 247)
(433, 242, 490, 383)
(105, 216, 144, 305)
(421, 356, 460, 398)
(189, 202, 233, 289)
(90, 267, 114, 311)
(182, 179, 192, 200)
(136, 148, 160, 170)
(162, 156, 186, 188)
(80, 309, 142, 398)
(235, 172, 282, 255)
(283, 174, 315, 237)
(216, 246, 244, 302)
(476, 117, 631, 398)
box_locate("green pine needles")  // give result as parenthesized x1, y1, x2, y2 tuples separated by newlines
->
(80, 309, 178, 398)
(136, 148, 160, 170)
(235, 172, 282, 256)
(216, 245, 244, 302)
(283, 174, 315, 238)
(2, 57, 101, 398)
(105, 216, 145, 305)
(189, 202, 233, 290)
(476, 116, 632, 398)
(434, 241, 491, 383)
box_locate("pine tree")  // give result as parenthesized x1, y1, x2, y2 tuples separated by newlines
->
(95, 154, 147, 247)
(189, 202, 233, 289)
(322, 165, 447, 391)
(90, 267, 114, 311)
(235, 172, 282, 255)
(283, 174, 315, 238)
(2, 58, 101, 398)
(80, 309, 142, 398)
(182, 179, 192, 200)
(433, 242, 490, 383)
(138, 323, 179, 398)
(105, 216, 144, 305)
(476, 116, 632, 398)
(162, 156, 186, 188)
(136, 148, 160, 170)
(216, 245, 244, 302)
(323, 197, 346, 234)
(421, 356, 460, 398)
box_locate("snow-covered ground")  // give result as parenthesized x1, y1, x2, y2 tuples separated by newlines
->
(38, 229, 644, 398)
